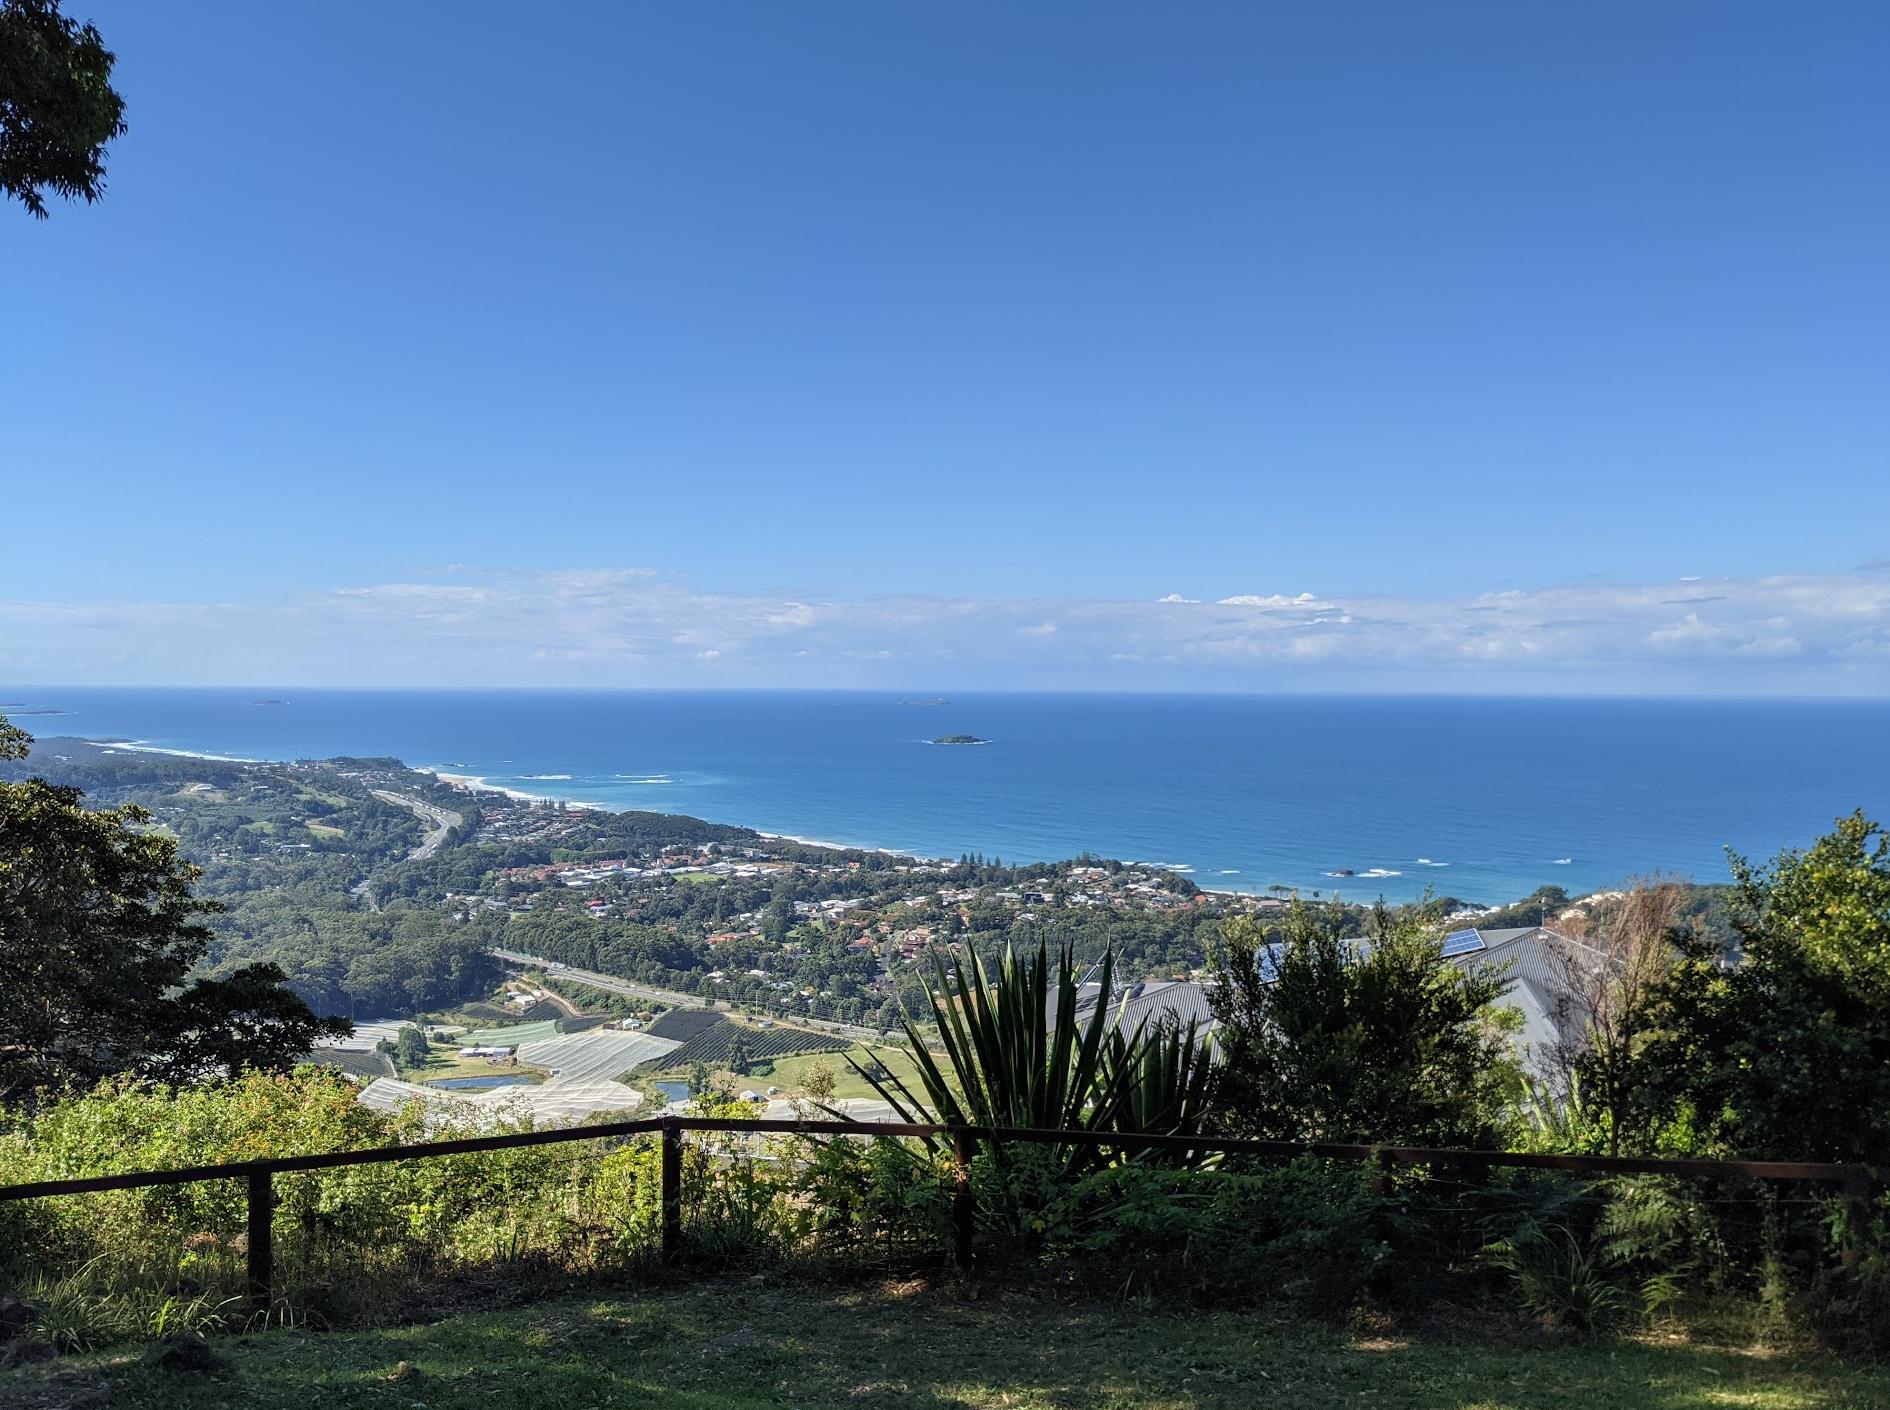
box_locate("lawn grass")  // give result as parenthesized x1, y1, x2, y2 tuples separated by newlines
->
(5, 1278, 1883, 1410)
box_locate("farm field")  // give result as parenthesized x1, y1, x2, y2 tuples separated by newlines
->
(516, 1031, 682, 1084)
(641, 1009, 724, 1042)
(318, 1020, 410, 1053)
(314, 1048, 393, 1081)
(354, 1077, 638, 1125)
(658, 1019, 850, 1071)
(413, 1049, 546, 1084)
(462, 1080, 644, 1123)
(763, 1043, 933, 1101)
(458, 1020, 561, 1047)
(18, 1278, 1886, 1410)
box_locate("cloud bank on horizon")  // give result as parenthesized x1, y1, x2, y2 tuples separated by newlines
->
(4, 565, 1889, 694)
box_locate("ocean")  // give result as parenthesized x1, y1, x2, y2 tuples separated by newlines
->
(4, 688, 1886, 906)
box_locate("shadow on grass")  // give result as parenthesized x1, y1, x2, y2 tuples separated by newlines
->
(6, 1278, 1885, 1410)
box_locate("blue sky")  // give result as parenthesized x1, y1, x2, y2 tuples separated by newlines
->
(5, 2, 1887, 691)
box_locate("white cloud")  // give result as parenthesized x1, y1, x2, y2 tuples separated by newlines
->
(1216, 592, 1331, 609)
(2, 566, 1888, 694)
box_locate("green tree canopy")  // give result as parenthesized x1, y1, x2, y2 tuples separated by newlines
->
(0, 716, 349, 1104)
(0, 0, 127, 218)
(1630, 811, 1890, 1164)
(1207, 899, 1515, 1147)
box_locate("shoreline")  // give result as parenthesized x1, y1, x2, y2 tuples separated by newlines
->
(63, 734, 1544, 908)
(86, 738, 266, 765)
(754, 828, 956, 866)
(421, 767, 954, 865)
(420, 767, 606, 812)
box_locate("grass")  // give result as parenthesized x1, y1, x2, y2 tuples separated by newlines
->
(4, 1278, 1884, 1410)
(753, 1043, 934, 1101)
(295, 787, 353, 808)
(408, 1047, 548, 1084)
(456, 1020, 561, 1047)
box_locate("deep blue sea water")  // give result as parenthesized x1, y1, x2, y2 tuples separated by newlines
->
(4, 688, 1887, 906)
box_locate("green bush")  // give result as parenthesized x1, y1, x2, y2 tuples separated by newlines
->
(0, 1068, 678, 1334)
(1043, 1158, 1389, 1314)
(792, 1135, 954, 1267)
(3, 1066, 1884, 1353)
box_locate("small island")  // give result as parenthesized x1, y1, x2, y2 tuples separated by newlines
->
(930, 734, 990, 746)
(252, 698, 289, 706)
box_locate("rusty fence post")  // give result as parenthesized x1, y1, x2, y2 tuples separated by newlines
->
(660, 1118, 683, 1264)
(951, 1129, 976, 1272)
(246, 1164, 275, 1315)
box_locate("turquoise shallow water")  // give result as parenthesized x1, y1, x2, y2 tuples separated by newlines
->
(6, 687, 1887, 906)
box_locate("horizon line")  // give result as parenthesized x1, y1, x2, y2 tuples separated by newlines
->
(5, 683, 1889, 705)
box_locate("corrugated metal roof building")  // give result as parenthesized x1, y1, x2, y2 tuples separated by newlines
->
(1049, 926, 1605, 1069)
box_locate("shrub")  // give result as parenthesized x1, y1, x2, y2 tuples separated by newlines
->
(1046, 1158, 1389, 1314)
(792, 1136, 954, 1268)
(1485, 1223, 1626, 1332)
(857, 942, 1216, 1241)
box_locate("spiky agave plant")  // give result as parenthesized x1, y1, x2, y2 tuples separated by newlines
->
(854, 942, 1216, 1169)
(1102, 1012, 1218, 1141)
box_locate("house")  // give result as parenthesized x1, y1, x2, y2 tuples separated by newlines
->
(1452, 925, 1613, 1064)
(1047, 926, 1605, 1070)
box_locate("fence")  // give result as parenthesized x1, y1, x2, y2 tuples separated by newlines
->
(0, 1115, 1875, 1313)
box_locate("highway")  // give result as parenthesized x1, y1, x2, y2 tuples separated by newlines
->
(371, 790, 464, 860)
(489, 948, 891, 1046)
(352, 792, 465, 911)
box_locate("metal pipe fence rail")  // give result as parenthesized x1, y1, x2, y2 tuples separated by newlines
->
(0, 1115, 1875, 1313)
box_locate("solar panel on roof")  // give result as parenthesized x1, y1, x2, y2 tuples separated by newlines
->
(1440, 928, 1485, 956)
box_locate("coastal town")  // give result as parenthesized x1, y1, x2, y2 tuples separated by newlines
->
(20, 737, 1593, 1042)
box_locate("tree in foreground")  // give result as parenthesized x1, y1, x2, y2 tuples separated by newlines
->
(1628, 811, 1890, 1165)
(0, 0, 127, 218)
(0, 717, 349, 1105)
(1208, 899, 1515, 1148)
